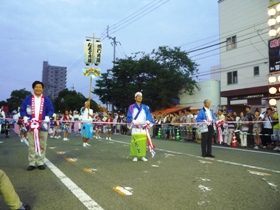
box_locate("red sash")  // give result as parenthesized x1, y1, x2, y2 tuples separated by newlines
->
(142, 122, 156, 157)
(28, 95, 45, 156)
(216, 120, 224, 144)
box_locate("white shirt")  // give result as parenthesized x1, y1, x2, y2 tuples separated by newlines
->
(73, 114, 80, 120)
(186, 114, 193, 123)
(263, 116, 272, 129)
(204, 107, 213, 121)
(34, 94, 42, 120)
(0, 109, 6, 118)
(81, 108, 93, 123)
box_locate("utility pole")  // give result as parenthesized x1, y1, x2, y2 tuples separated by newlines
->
(106, 26, 120, 117)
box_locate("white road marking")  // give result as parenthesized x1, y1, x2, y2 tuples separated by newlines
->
(248, 170, 271, 176)
(198, 185, 212, 192)
(24, 141, 104, 209)
(45, 159, 104, 210)
(110, 139, 280, 174)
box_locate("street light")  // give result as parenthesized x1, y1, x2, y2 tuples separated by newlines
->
(268, 3, 280, 38)
(267, 2, 280, 106)
(268, 74, 279, 106)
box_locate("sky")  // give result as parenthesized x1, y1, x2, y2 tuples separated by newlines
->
(0, 0, 220, 104)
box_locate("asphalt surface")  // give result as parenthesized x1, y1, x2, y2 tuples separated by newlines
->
(0, 131, 280, 210)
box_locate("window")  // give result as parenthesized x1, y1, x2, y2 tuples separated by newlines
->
(226, 35, 237, 51)
(254, 66, 259, 76)
(227, 71, 238, 85)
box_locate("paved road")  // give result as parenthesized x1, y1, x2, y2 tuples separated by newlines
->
(0, 131, 280, 210)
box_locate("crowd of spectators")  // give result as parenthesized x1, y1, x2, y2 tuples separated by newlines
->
(1, 105, 280, 152)
(151, 106, 280, 151)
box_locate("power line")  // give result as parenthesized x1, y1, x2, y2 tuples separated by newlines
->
(110, 0, 169, 35)
(101, 0, 169, 39)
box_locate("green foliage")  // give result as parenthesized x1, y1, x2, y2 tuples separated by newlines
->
(53, 88, 99, 113)
(6, 88, 32, 112)
(93, 46, 199, 112)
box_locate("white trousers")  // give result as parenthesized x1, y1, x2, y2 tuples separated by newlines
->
(239, 131, 247, 146)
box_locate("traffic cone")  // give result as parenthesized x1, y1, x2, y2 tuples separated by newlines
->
(157, 128, 162, 139)
(231, 132, 238, 147)
(175, 129, 180, 141)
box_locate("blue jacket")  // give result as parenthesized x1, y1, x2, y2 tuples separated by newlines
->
(127, 103, 154, 124)
(196, 107, 217, 123)
(20, 95, 54, 120)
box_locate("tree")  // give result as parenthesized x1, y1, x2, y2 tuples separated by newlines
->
(93, 46, 199, 112)
(53, 89, 99, 113)
(6, 89, 32, 112)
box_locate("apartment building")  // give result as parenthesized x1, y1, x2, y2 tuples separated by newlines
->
(42, 61, 67, 99)
(219, 0, 273, 111)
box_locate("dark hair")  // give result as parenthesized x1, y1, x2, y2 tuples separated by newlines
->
(267, 107, 273, 111)
(32, 81, 44, 89)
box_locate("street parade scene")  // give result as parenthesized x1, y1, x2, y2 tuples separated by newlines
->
(1, 0, 280, 210)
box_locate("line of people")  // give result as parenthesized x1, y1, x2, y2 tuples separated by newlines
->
(151, 105, 280, 151)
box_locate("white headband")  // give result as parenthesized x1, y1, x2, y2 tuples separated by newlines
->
(135, 92, 142, 97)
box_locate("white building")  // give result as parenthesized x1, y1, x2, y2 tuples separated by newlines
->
(218, 0, 273, 112)
(179, 80, 220, 111)
(42, 61, 67, 99)
(210, 65, 221, 81)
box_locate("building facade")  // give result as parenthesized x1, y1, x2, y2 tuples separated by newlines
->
(42, 61, 67, 99)
(179, 80, 220, 112)
(218, 0, 274, 111)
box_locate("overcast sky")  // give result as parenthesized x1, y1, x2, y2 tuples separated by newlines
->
(0, 0, 219, 104)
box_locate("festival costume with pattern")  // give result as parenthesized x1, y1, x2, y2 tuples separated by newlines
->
(105, 117, 113, 130)
(73, 114, 80, 133)
(20, 94, 54, 167)
(127, 103, 154, 158)
(196, 107, 217, 157)
(62, 115, 71, 132)
(13, 113, 20, 135)
(53, 119, 62, 138)
(80, 107, 93, 139)
(105, 117, 113, 139)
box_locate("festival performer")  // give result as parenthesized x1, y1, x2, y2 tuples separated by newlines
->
(105, 114, 113, 140)
(2, 120, 10, 138)
(53, 115, 62, 139)
(81, 100, 94, 147)
(49, 117, 54, 138)
(13, 111, 20, 135)
(126, 92, 154, 162)
(94, 116, 102, 139)
(196, 99, 217, 158)
(20, 81, 54, 171)
(18, 117, 28, 142)
(0, 106, 6, 134)
(62, 110, 71, 141)
(73, 111, 80, 134)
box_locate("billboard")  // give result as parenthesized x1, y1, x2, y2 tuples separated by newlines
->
(269, 37, 280, 73)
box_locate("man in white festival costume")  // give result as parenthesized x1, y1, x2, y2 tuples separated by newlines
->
(127, 92, 154, 162)
(20, 81, 54, 171)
